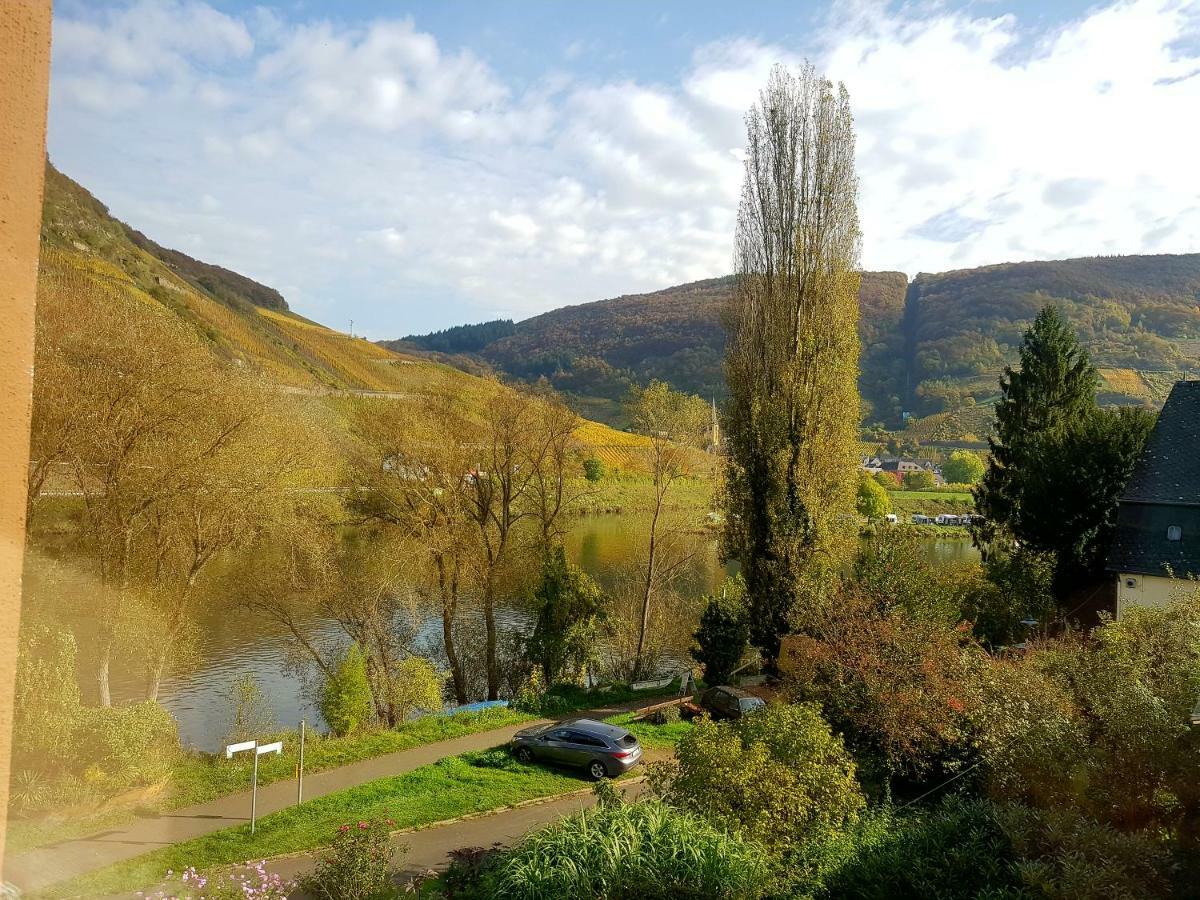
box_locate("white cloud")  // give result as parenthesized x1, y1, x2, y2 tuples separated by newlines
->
(47, 0, 1200, 338)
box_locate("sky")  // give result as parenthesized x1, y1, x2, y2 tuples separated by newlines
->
(48, 0, 1200, 339)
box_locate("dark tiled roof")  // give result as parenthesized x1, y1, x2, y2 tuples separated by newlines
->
(1120, 380, 1200, 505)
(1108, 502, 1200, 577)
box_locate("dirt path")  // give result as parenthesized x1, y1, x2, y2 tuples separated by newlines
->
(4, 697, 667, 893)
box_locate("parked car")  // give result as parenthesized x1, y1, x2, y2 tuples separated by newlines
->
(510, 718, 642, 780)
(700, 686, 767, 721)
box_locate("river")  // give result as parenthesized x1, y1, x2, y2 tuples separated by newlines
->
(27, 514, 977, 751)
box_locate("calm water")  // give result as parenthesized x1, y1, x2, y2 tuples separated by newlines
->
(31, 515, 976, 750)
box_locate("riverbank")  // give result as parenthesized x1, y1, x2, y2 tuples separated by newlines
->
(30, 700, 690, 899)
(568, 475, 714, 517)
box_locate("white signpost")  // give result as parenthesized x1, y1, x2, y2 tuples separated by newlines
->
(225, 739, 283, 834)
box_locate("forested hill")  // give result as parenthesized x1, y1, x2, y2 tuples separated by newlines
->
(389, 272, 910, 424)
(390, 254, 1200, 431)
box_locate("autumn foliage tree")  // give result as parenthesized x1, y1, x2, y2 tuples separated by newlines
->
(723, 63, 863, 665)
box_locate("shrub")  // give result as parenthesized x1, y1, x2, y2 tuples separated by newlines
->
(902, 470, 937, 490)
(799, 796, 1021, 900)
(691, 576, 750, 686)
(647, 704, 681, 725)
(299, 818, 401, 900)
(13, 623, 83, 774)
(320, 643, 374, 737)
(583, 455, 605, 482)
(444, 845, 502, 897)
(387, 656, 443, 722)
(223, 673, 276, 744)
(651, 703, 863, 855)
(485, 801, 770, 899)
(74, 700, 179, 783)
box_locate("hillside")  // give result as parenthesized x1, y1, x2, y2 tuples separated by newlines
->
(393, 254, 1200, 432)
(391, 272, 910, 424)
(37, 163, 644, 469)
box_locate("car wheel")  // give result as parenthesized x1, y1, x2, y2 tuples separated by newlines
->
(515, 746, 533, 764)
(588, 760, 609, 781)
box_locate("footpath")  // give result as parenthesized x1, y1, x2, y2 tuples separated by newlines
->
(6, 697, 664, 893)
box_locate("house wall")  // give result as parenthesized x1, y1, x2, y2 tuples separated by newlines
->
(0, 0, 53, 876)
(1115, 573, 1193, 614)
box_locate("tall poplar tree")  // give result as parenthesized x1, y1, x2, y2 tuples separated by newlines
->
(723, 63, 862, 664)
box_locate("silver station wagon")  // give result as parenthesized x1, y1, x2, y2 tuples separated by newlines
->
(510, 717, 643, 781)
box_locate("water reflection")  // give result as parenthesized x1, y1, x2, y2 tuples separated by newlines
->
(36, 516, 977, 750)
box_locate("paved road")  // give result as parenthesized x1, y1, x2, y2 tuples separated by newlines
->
(5, 697, 664, 893)
(273, 779, 652, 897)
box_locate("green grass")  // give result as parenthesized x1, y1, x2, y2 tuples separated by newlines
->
(167, 707, 532, 809)
(889, 490, 973, 502)
(6, 707, 536, 856)
(40, 710, 692, 899)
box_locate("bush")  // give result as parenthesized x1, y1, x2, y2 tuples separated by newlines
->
(799, 796, 1021, 900)
(320, 643, 374, 737)
(485, 801, 770, 899)
(223, 673, 276, 744)
(691, 576, 750, 686)
(651, 703, 864, 855)
(387, 656, 443, 722)
(902, 470, 937, 490)
(583, 455, 605, 482)
(13, 623, 82, 774)
(299, 818, 401, 900)
(74, 700, 179, 783)
(647, 704, 681, 725)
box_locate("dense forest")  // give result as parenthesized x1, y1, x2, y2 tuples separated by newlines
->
(392, 255, 1200, 430)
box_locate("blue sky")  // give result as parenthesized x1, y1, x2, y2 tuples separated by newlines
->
(49, 0, 1200, 338)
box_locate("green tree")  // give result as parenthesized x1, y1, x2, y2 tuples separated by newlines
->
(320, 643, 374, 736)
(723, 63, 862, 666)
(582, 455, 605, 482)
(387, 657, 444, 723)
(625, 380, 709, 679)
(942, 450, 985, 485)
(527, 545, 607, 685)
(975, 306, 1099, 546)
(901, 470, 936, 491)
(1017, 406, 1155, 595)
(856, 474, 892, 521)
(650, 702, 863, 855)
(692, 576, 750, 686)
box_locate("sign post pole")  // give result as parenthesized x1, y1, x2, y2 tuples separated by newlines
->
(225, 739, 283, 836)
(297, 719, 305, 805)
(250, 747, 259, 834)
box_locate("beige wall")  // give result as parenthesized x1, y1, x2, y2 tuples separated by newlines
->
(1115, 572, 1192, 615)
(0, 0, 53, 878)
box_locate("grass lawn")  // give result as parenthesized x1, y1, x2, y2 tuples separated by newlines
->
(889, 490, 973, 502)
(5, 707, 535, 856)
(40, 714, 692, 899)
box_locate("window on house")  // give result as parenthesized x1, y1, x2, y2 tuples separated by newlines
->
(1167, 525, 1183, 541)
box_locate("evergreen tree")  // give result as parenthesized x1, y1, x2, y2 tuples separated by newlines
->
(975, 306, 1099, 544)
(723, 63, 862, 665)
(692, 577, 750, 686)
(527, 546, 607, 685)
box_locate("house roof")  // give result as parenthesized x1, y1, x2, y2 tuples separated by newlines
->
(1120, 380, 1200, 506)
(1108, 380, 1200, 577)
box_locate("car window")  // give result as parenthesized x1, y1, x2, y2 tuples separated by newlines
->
(545, 729, 570, 741)
(739, 697, 765, 712)
(565, 730, 606, 747)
